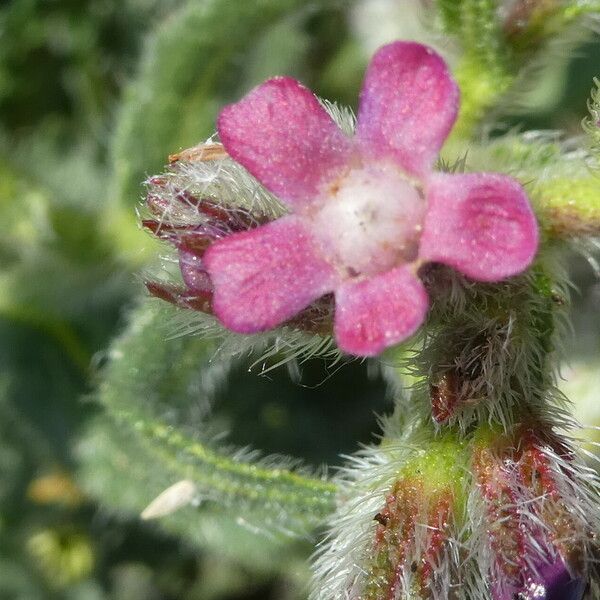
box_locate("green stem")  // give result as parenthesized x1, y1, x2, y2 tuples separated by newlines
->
(450, 0, 514, 138)
(534, 176, 600, 237)
(562, 1, 600, 22)
(97, 301, 337, 530)
(128, 409, 336, 513)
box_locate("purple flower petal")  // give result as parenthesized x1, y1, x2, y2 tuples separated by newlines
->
(178, 248, 213, 294)
(217, 77, 354, 209)
(203, 216, 338, 333)
(419, 173, 539, 282)
(493, 556, 586, 600)
(356, 41, 459, 178)
(333, 266, 428, 356)
(538, 556, 586, 600)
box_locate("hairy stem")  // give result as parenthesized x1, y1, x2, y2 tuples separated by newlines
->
(96, 301, 336, 532)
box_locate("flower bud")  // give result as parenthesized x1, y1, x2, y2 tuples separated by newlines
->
(142, 151, 275, 319)
(472, 425, 592, 600)
(364, 434, 467, 599)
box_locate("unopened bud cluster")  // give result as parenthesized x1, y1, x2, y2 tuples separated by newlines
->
(143, 143, 335, 335)
(312, 419, 598, 600)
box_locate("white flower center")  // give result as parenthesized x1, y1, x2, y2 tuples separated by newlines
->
(309, 165, 425, 277)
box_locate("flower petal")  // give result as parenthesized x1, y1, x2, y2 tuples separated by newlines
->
(536, 556, 586, 600)
(419, 173, 539, 282)
(203, 216, 337, 333)
(334, 266, 428, 357)
(356, 41, 459, 178)
(493, 555, 586, 600)
(178, 248, 212, 293)
(217, 77, 354, 209)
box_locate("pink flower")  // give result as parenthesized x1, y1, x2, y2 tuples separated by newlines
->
(203, 41, 539, 357)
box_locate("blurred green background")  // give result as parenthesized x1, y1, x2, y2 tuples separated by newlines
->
(1, 1, 599, 598)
